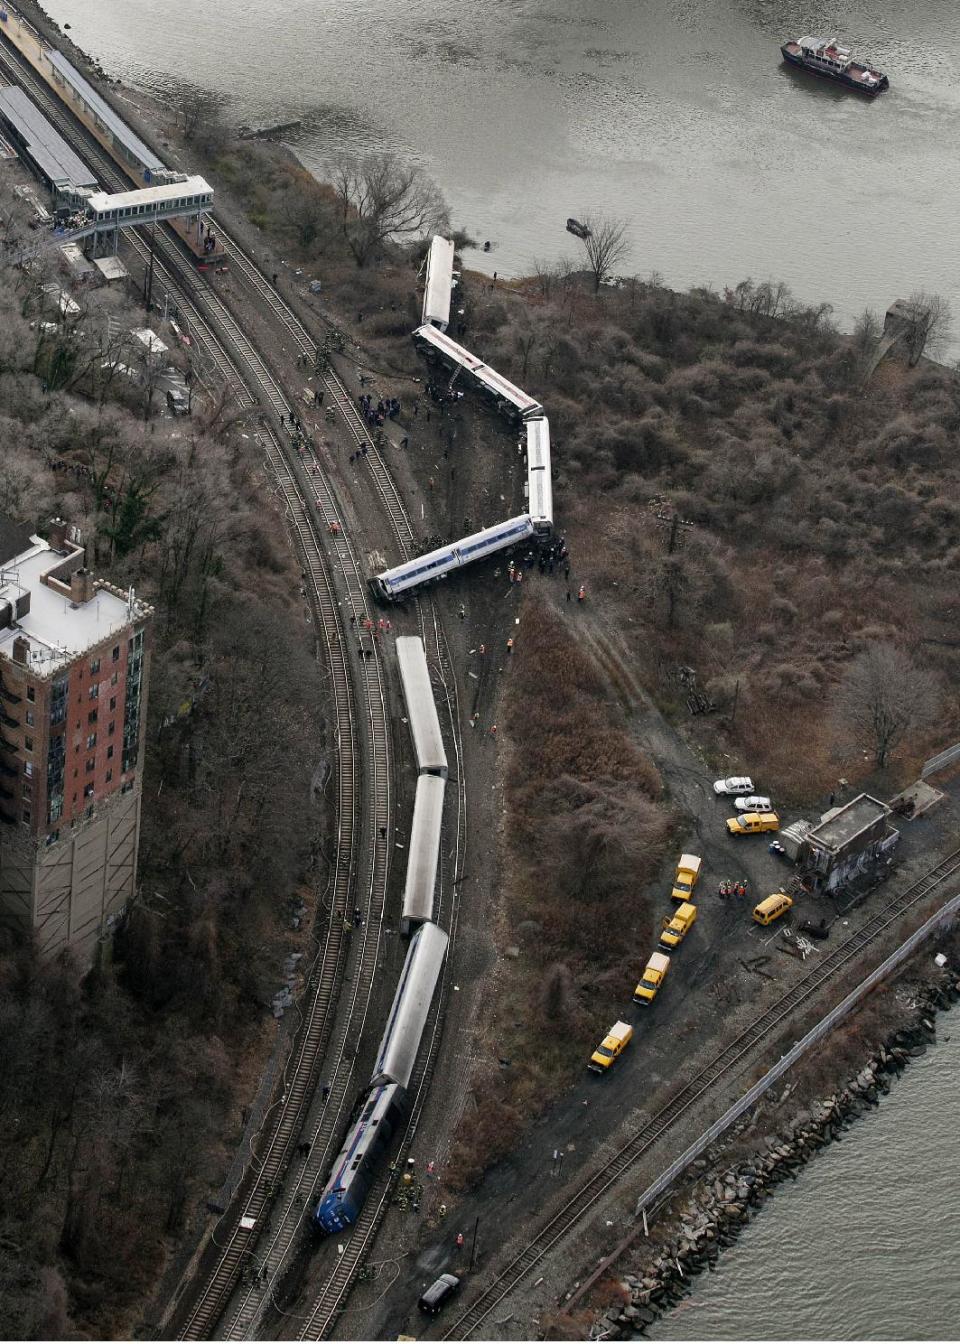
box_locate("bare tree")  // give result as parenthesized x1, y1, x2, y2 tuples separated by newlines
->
(578, 214, 629, 293)
(180, 87, 229, 147)
(833, 642, 940, 770)
(331, 152, 449, 267)
(903, 290, 953, 367)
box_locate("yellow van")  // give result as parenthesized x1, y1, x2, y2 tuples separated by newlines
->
(660, 902, 697, 951)
(588, 1020, 633, 1072)
(752, 891, 794, 925)
(633, 951, 670, 1004)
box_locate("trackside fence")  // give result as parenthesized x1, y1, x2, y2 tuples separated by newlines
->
(566, 891, 960, 1311)
(922, 743, 960, 779)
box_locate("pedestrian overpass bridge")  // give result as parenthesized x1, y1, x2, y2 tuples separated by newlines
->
(3, 174, 215, 269)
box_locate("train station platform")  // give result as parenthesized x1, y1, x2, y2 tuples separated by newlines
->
(0, 83, 95, 192)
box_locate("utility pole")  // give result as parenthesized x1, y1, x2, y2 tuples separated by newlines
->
(144, 222, 156, 314)
(729, 677, 740, 726)
(469, 1216, 480, 1270)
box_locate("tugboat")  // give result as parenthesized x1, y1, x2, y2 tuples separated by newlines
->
(566, 217, 591, 239)
(781, 35, 889, 95)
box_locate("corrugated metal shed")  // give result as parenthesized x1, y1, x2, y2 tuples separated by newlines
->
(0, 84, 96, 189)
(46, 50, 165, 176)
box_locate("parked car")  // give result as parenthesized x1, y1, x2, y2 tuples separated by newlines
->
(418, 1273, 460, 1315)
(713, 776, 754, 796)
(753, 892, 793, 925)
(670, 853, 702, 902)
(634, 951, 671, 1004)
(588, 1020, 633, 1072)
(727, 811, 780, 836)
(660, 902, 697, 951)
(734, 795, 772, 812)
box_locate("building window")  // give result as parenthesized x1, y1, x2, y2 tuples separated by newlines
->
(22, 807, 30, 822)
(111, 673, 118, 687)
(24, 761, 33, 778)
(25, 709, 34, 727)
(83, 783, 94, 799)
(24, 737, 32, 752)
(112, 644, 120, 661)
(85, 758, 95, 773)
(105, 769, 112, 783)
(109, 721, 115, 736)
(90, 658, 100, 674)
(110, 697, 117, 711)
(121, 779, 134, 794)
(88, 709, 98, 724)
(46, 830, 59, 846)
(86, 733, 96, 750)
(26, 686, 35, 703)
(107, 745, 114, 760)
(89, 684, 99, 700)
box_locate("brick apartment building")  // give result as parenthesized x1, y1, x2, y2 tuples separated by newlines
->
(0, 515, 152, 967)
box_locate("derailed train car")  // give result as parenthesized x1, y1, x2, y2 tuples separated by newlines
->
(395, 636, 448, 776)
(372, 514, 537, 602)
(402, 774, 445, 935)
(312, 922, 448, 1234)
(413, 325, 543, 424)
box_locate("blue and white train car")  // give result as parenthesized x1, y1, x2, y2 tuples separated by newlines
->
(370, 920, 449, 1091)
(473, 361, 543, 424)
(525, 416, 553, 534)
(402, 774, 446, 934)
(311, 1082, 407, 1233)
(395, 636, 448, 778)
(412, 325, 543, 424)
(372, 514, 537, 602)
(422, 235, 456, 332)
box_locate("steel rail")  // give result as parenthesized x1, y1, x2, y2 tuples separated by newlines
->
(295, 611, 467, 1341)
(441, 847, 960, 1339)
(0, 37, 400, 1343)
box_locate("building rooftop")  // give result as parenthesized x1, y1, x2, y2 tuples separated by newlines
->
(0, 536, 148, 677)
(0, 83, 97, 189)
(46, 50, 166, 176)
(808, 794, 890, 853)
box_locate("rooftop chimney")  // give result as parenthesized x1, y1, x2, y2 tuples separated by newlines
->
(70, 568, 95, 604)
(48, 517, 68, 552)
(12, 635, 29, 665)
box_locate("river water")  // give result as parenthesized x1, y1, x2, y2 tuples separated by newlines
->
(652, 1025, 960, 1341)
(18, 1, 960, 1332)
(33, 0, 960, 351)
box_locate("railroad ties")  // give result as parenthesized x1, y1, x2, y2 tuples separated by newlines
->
(441, 846, 960, 1339)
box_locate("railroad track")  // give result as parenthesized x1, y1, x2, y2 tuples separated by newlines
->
(294, 610, 467, 1342)
(0, 35, 472, 1341)
(0, 35, 404, 1342)
(441, 847, 960, 1339)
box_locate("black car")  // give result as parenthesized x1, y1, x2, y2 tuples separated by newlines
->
(418, 1273, 460, 1315)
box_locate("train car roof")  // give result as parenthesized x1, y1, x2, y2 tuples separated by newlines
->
(0, 84, 97, 189)
(370, 921, 449, 1089)
(86, 175, 213, 212)
(422, 235, 455, 327)
(403, 775, 445, 926)
(474, 362, 542, 416)
(395, 636, 447, 775)
(47, 50, 166, 175)
(413, 324, 485, 371)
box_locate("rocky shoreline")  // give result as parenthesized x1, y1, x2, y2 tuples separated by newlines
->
(592, 968, 959, 1340)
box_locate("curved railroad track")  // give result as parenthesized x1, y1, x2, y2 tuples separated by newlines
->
(441, 846, 960, 1339)
(0, 34, 402, 1342)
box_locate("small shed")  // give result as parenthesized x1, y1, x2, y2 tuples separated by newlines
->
(130, 327, 168, 365)
(803, 794, 899, 894)
(94, 255, 129, 283)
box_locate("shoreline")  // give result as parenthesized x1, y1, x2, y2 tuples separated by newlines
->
(574, 932, 960, 1341)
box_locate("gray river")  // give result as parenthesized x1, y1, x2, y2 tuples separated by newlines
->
(653, 1025, 960, 1340)
(24, 1, 960, 1332)
(33, 0, 960, 351)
